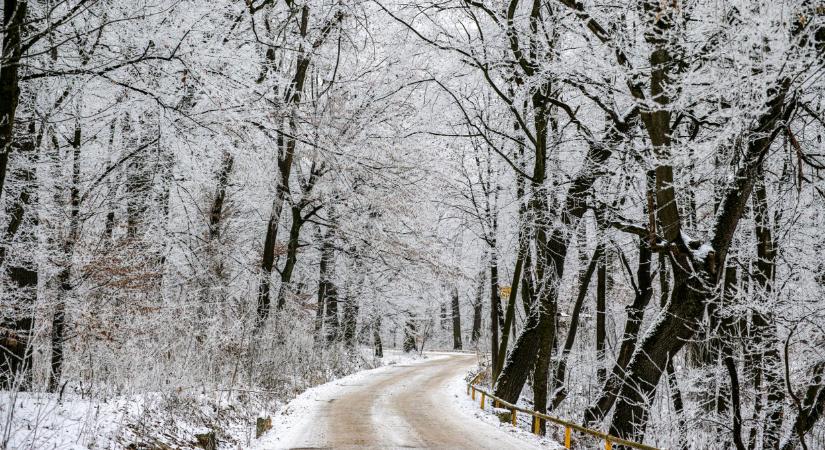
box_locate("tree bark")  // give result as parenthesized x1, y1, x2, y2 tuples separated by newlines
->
(341, 290, 357, 349)
(596, 244, 607, 383)
(451, 286, 462, 350)
(750, 168, 785, 449)
(275, 204, 304, 310)
(489, 249, 501, 377)
(402, 313, 417, 353)
(471, 269, 483, 344)
(208, 151, 233, 241)
(0, 0, 27, 199)
(50, 122, 82, 392)
(373, 314, 383, 357)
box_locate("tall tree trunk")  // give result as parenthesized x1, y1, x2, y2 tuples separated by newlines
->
(494, 219, 528, 381)
(402, 313, 417, 353)
(275, 205, 304, 310)
(208, 151, 233, 241)
(721, 267, 746, 450)
(470, 267, 484, 344)
(751, 168, 785, 450)
(489, 249, 501, 376)
(373, 314, 383, 357)
(0, 0, 27, 199)
(341, 292, 357, 350)
(314, 227, 334, 342)
(49, 122, 82, 392)
(451, 286, 462, 350)
(324, 283, 339, 344)
(255, 145, 290, 324)
(0, 120, 37, 391)
(660, 252, 686, 447)
(596, 242, 607, 383)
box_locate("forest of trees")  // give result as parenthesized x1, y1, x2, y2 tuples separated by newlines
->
(1, 0, 824, 449)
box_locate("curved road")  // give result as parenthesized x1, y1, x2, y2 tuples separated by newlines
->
(272, 353, 541, 449)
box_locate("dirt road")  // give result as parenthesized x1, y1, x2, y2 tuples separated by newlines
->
(272, 353, 542, 449)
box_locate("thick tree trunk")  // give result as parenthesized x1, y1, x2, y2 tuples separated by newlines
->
(0, 0, 26, 199)
(751, 170, 785, 449)
(314, 227, 334, 342)
(275, 205, 304, 310)
(451, 286, 462, 350)
(373, 315, 383, 357)
(596, 246, 607, 383)
(1, 120, 38, 391)
(50, 122, 82, 393)
(341, 288, 358, 349)
(324, 283, 339, 344)
(402, 313, 417, 353)
(208, 151, 233, 241)
(489, 250, 501, 376)
(470, 268, 483, 344)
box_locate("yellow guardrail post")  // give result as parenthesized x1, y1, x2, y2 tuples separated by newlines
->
(480, 392, 485, 409)
(511, 408, 517, 426)
(564, 426, 571, 448)
(605, 439, 612, 450)
(471, 386, 475, 400)
(533, 415, 540, 435)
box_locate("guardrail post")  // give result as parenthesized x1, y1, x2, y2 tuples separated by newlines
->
(471, 386, 476, 400)
(605, 439, 612, 450)
(480, 392, 485, 409)
(564, 426, 571, 448)
(511, 408, 516, 426)
(532, 416, 540, 435)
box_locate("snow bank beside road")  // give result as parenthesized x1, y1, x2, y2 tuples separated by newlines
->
(446, 374, 563, 449)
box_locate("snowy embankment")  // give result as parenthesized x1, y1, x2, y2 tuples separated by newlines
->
(0, 347, 394, 450)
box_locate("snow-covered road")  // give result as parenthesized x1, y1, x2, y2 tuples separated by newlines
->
(257, 352, 546, 449)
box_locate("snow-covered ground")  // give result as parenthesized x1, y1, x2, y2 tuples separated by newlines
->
(0, 348, 423, 450)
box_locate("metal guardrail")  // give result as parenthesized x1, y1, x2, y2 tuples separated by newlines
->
(466, 371, 659, 450)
